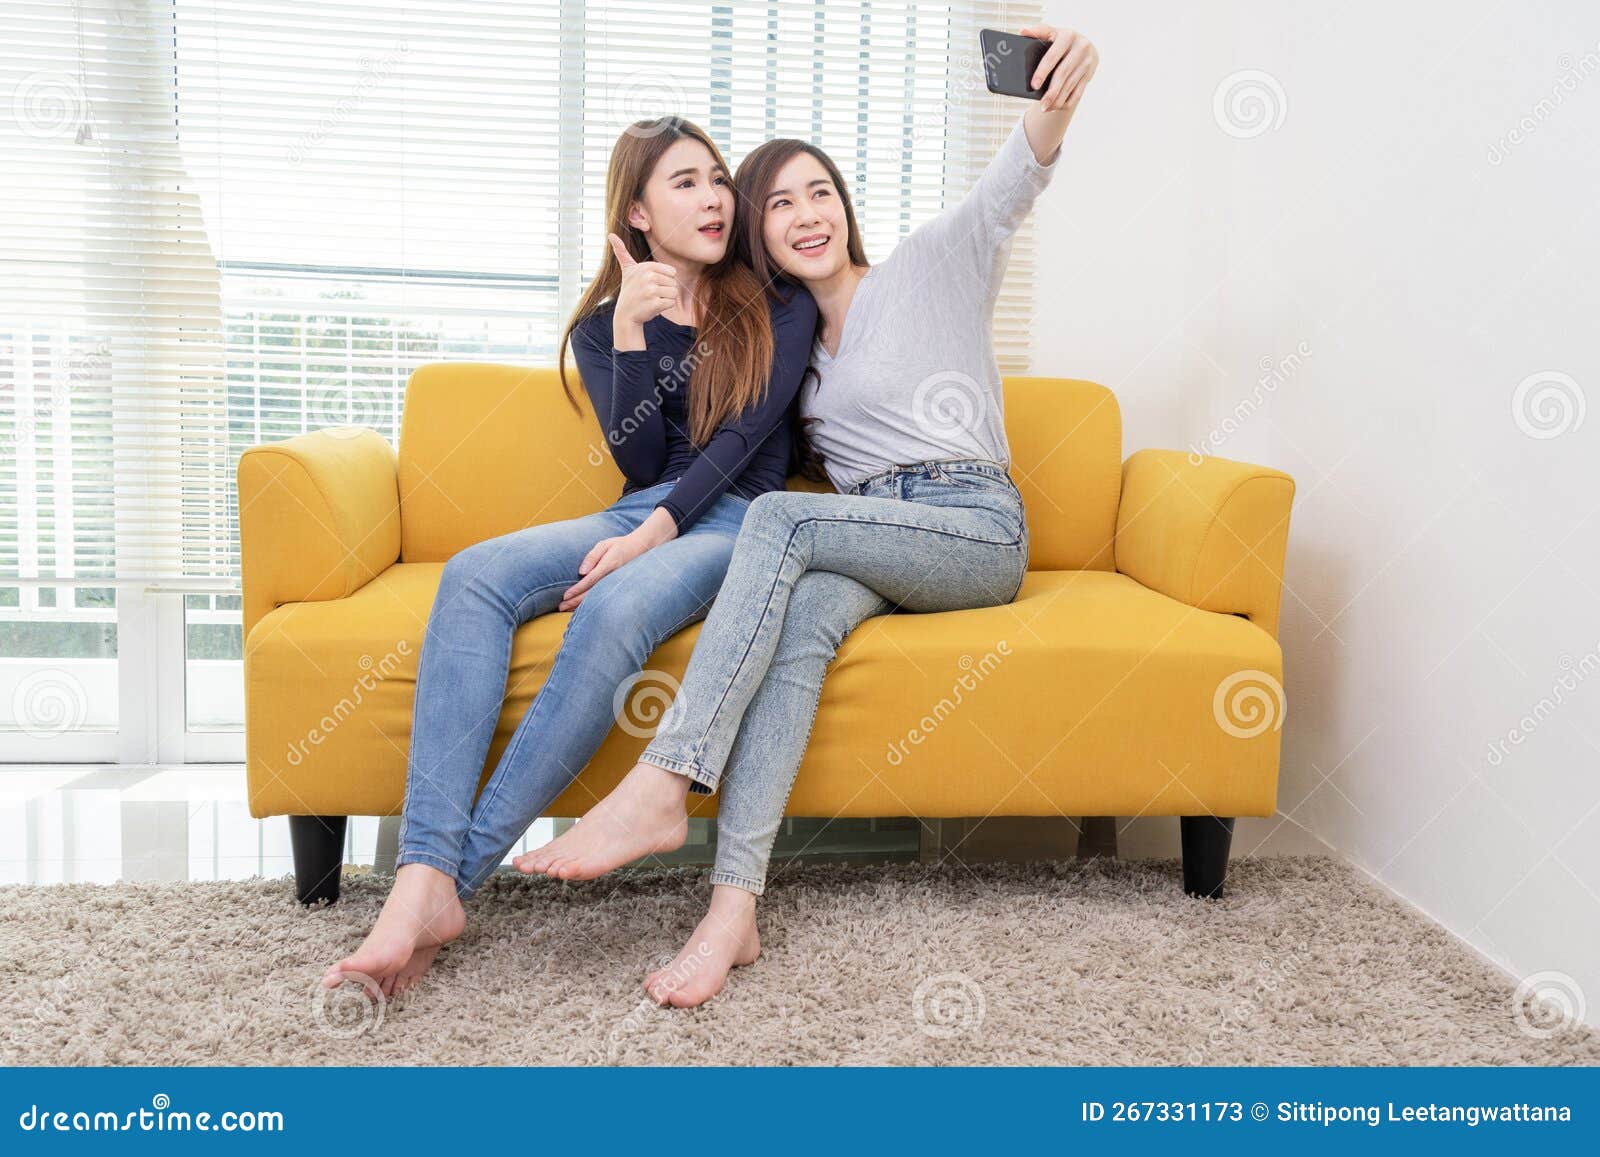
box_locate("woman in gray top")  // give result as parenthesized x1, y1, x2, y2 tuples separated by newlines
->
(522, 24, 1099, 1007)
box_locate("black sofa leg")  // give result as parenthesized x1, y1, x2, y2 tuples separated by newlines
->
(1179, 815, 1235, 899)
(289, 814, 348, 906)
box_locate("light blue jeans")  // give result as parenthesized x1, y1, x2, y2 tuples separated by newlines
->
(639, 457, 1029, 893)
(396, 478, 751, 900)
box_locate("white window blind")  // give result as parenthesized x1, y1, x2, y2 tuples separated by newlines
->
(2, 0, 225, 589)
(2, 0, 1041, 589)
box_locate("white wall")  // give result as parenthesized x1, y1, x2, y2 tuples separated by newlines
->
(1030, 0, 1600, 1027)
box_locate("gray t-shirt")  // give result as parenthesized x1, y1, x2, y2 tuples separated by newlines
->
(799, 113, 1058, 491)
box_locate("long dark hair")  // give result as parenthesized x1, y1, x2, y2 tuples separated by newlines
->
(733, 138, 869, 484)
(558, 117, 775, 445)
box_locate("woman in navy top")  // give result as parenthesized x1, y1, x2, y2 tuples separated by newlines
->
(567, 293, 809, 536)
(325, 116, 816, 999)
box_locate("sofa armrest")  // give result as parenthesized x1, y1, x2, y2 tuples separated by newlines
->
(1114, 449, 1296, 638)
(238, 428, 402, 642)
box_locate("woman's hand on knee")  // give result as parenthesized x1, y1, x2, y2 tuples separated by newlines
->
(559, 514, 673, 610)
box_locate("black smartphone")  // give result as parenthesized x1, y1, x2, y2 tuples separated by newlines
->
(980, 29, 1050, 100)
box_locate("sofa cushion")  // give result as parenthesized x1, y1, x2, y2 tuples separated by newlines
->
(245, 564, 1282, 822)
(397, 367, 1123, 573)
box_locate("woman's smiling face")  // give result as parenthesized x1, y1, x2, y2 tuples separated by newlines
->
(759, 151, 853, 282)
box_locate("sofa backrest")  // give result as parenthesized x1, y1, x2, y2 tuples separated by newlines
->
(398, 364, 1121, 571)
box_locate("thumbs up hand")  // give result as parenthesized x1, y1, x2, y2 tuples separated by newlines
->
(610, 232, 680, 328)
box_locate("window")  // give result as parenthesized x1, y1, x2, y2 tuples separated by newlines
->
(1, 0, 1039, 761)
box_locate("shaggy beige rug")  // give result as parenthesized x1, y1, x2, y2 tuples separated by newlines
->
(3, 854, 1596, 1066)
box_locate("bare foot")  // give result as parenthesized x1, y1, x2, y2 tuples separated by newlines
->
(391, 944, 440, 996)
(513, 761, 689, 881)
(645, 885, 761, 1008)
(322, 863, 466, 1000)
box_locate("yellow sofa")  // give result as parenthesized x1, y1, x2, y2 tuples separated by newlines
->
(239, 364, 1295, 905)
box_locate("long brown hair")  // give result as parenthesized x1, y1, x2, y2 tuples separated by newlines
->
(558, 117, 774, 446)
(734, 139, 868, 483)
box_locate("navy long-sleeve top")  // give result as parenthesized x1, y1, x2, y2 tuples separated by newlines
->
(569, 283, 818, 532)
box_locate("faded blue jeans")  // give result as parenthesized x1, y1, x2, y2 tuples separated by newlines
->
(396, 479, 751, 900)
(639, 458, 1029, 893)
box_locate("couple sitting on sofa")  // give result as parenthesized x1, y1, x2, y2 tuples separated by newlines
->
(320, 25, 1099, 1009)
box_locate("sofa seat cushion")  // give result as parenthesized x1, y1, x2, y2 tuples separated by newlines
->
(245, 565, 1283, 822)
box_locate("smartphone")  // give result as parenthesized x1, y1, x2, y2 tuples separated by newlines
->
(980, 29, 1049, 100)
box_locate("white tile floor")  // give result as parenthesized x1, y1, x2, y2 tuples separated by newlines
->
(0, 764, 1335, 888)
(0, 764, 557, 887)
